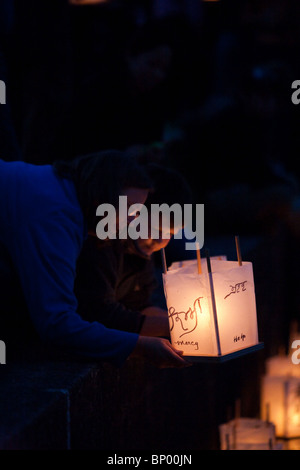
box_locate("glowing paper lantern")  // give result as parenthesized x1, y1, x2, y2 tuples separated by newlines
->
(219, 418, 277, 450)
(265, 355, 300, 379)
(162, 251, 260, 359)
(261, 350, 300, 438)
(261, 375, 300, 438)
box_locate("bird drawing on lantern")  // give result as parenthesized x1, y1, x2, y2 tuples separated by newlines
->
(168, 297, 203, 338)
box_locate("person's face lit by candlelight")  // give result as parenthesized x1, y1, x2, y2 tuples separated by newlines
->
(136, 216, 180, 257)
(137, 229, 176, 257)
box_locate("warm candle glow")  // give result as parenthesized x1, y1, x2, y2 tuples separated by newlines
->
(266, 355, 300, 378)
(261, 376, 300, 438)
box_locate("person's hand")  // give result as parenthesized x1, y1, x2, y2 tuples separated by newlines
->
(130, 336, 192, 369)
(140, 311, 170, 338)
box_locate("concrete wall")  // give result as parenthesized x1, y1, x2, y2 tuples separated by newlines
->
(0, 345, 264, 450)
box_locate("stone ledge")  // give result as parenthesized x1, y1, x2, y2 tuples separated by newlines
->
(0, 343, 264, 450)
(0, 346, 97, 449)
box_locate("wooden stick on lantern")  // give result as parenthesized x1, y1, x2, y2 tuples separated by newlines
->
(196, 242, 202, 274)
(235, 235, 242, 266)
(206, 249, 222, 356)
(161, 247, 167, 274)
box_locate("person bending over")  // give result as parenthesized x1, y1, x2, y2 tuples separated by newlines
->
(0, 151, 189, 368)
(75, 162, 193, 338)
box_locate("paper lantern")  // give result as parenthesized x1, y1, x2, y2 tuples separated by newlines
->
(162, 248, 260, 360)
(265, 355, 300, 379)
(219, 418, 277, 450)
(261, 375, 300, 438)
(261, 351, 300, 438)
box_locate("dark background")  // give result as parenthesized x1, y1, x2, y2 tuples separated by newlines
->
(0, 0, 300, 451)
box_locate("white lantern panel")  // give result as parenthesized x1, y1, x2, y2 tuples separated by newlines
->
(163, 271, 219, 356)
(213, 262, 258, 355)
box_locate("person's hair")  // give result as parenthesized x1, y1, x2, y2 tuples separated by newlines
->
(145, 162, 193, 208)
(53, 150, 153, 230)
(144, 162, 193, 230)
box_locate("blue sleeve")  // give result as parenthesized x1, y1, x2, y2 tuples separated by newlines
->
(9, 214, 139, 366)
